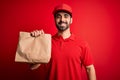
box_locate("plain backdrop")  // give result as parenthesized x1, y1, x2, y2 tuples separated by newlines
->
(0, 0, 120, 80)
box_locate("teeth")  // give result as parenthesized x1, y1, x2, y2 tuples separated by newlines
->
(61, 23, 66, 24)
(61, 23, 66, 26)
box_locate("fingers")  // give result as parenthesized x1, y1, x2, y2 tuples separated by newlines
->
(41, 29, 44, 34)
(30, 30, 44, 37)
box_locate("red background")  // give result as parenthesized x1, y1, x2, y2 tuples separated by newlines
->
(0, 0, 120, 80)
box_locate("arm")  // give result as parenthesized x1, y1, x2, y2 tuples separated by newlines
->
(30, 30, 44, 70)
(30, 63, 41, 70)
(86, 64, 96, 80)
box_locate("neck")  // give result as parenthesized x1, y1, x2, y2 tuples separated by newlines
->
(57, 28, 71, 39)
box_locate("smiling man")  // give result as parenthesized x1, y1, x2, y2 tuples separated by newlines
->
(30, 3, 96, 80)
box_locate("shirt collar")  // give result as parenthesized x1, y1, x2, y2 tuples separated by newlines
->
(53, 32, 75, 41)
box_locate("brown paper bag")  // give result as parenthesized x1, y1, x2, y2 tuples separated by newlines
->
(15, 31, 51, 63)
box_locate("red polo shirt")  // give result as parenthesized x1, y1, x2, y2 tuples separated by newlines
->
(40, 33, 93, 80)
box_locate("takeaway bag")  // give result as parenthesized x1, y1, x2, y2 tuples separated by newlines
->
(15, 31, 51, 63)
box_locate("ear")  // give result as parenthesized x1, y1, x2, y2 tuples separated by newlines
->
(70, 18, 73, 24)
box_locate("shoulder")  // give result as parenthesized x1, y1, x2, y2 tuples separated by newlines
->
(52, 34, 57, 39)
(51, 34, 59, 41)
(74, 35, 88, 47)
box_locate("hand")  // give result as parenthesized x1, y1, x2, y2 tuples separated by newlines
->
(30, 29, 44, 37)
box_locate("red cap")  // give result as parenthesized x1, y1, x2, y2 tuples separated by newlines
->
(53, 3, 72, 16)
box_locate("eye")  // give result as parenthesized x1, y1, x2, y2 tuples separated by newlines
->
(55, 14, 61, 18)
(64, 13, 69, 18)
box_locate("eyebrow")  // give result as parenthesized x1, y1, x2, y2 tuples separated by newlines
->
(64, 13, 69, 15)
(55, 13, 70, 16)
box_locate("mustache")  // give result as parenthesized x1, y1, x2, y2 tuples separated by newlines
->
(58, 21, 67, 24)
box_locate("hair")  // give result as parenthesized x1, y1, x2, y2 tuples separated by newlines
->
(54, 10, 72, 18)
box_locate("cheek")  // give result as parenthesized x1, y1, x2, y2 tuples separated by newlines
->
(67, 20, 71, 24)
(56, 19, 60, 24)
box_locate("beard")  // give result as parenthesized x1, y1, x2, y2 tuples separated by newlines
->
(56, 21, 70, 31)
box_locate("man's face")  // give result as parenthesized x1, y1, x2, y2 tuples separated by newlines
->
(54, 11, 72, 31)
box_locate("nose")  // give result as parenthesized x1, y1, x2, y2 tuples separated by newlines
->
(60, 16, 65, 22)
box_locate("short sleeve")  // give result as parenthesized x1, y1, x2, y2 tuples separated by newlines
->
(81, 42, 93, 66)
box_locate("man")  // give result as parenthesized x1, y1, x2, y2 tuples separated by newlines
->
(30, 3, 96, 80)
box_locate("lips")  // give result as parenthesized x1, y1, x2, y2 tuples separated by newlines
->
(60, 23, 66, 26)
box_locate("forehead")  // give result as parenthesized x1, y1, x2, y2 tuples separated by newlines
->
(55, 11, 71, 16)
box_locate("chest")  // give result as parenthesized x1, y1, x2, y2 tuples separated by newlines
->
(51, 40, 82, 61)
